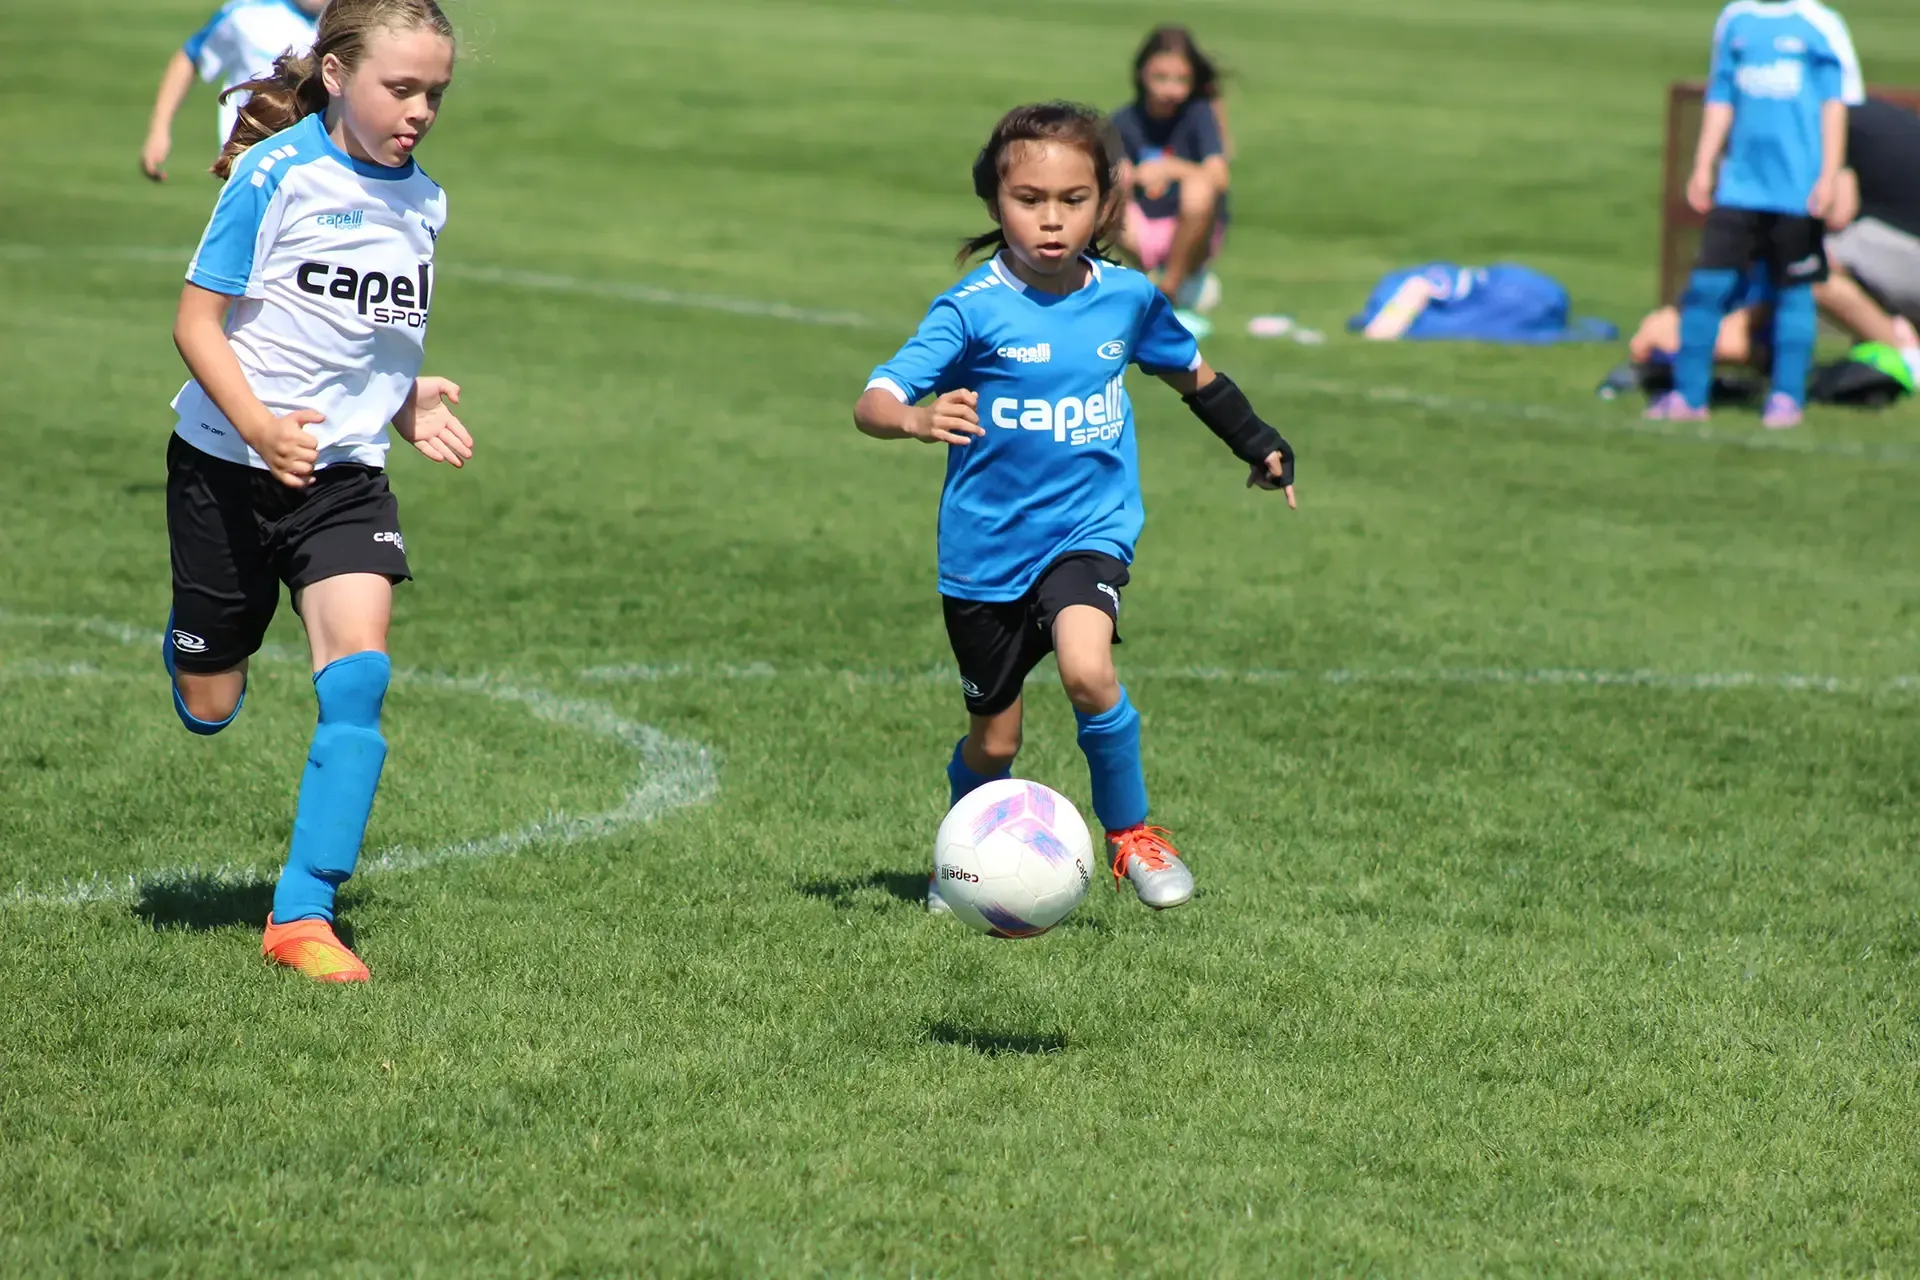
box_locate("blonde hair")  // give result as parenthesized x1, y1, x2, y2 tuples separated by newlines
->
(213, 0, 455, 180)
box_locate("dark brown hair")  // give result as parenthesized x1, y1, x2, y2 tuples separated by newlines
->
(1132, 24, 1222, 104)
(212, 0, 455, 180)
(957, 102, 1122, 266)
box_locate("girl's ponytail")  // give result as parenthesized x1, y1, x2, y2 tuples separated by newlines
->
(212, 50, 329, 180)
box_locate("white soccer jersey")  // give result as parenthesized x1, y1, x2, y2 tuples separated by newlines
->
(172, 113, 447, 472)
(182, 0, 319, 145)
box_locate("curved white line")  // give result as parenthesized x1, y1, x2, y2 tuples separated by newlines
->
(0, 616, 719, 909)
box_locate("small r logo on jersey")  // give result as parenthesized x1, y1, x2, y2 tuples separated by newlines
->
(172, 630, 208, 653)
(1097, 341, 1126, 361)
(960, 676, 984, 698)
(1096, 583, 1121, 612)
(418, 217, 439, 242)
(374, 531, 406, 553)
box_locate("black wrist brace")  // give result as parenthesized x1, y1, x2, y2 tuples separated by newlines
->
(1183, 373, 1294, 483)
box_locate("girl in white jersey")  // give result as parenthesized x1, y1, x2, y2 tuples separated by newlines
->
(164, 0, 467, 983)
(141, 0, 327, 182)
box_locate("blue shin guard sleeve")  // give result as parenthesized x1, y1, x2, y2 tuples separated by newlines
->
(273, 651, 391, 924)
(1770, 283, 1817, 405)
(1074, 688, 1149, 833)
(1677, 268, 1743, 408)
(948, 738, 1009, 807)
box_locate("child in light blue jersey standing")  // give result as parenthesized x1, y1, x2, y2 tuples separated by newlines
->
(1650, 0, 1851, 429)
(855, 103, 1296, 914)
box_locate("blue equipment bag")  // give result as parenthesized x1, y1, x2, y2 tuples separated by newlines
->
(1349, 263, 1618, 343)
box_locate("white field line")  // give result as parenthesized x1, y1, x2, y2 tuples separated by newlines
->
(0, 614, 718, 909)
(1266, 373, 1920, 465)
(448, 263, 878, 329)
(6, 240, 1914, 466)
(575, 658, 1920, 698)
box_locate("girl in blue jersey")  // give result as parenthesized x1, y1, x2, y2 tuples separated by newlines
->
(855, 102, 1296, 916)
(163, 0, 467, 982)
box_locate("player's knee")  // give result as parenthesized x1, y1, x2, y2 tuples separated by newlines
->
(177, 680, 243, 727)
(1058, 658, 1120, 715)
(1177, 173, 1216, 219)
(314, 650, 391, 727)
(1682, 268, 1742, 313)
(970, 722, 1022, 769)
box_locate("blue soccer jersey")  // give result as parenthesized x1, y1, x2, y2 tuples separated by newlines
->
(867, 254, 1201, 602)
(1707, 1, 1847, 214)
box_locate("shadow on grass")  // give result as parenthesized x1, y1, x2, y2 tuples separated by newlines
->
(796, 870, 926, 909)
(132, 874, 369, 938)
(926, 1021, 1069, 1056)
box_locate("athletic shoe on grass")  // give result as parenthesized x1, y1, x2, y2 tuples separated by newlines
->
(1107, 824, 1194, 909)
(262, 915, 370, 983)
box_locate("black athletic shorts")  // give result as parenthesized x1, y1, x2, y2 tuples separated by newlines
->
(165, 434, 411, 673)
(1697, 206, 1829, 286)
(942, 551, 1129, 717)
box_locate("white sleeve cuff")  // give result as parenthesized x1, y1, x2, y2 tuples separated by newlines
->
(865, 376, 910, 403)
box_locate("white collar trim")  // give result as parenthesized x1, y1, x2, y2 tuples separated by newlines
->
(990, 251, 1102, 295)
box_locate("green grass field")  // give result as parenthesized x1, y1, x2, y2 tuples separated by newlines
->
(6, 0, 1920, 1273)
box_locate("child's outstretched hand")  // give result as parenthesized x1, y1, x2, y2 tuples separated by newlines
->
(1246, 449, 1296, 509)
(394, 376, 473, 468)
(911, 389, 984, 446)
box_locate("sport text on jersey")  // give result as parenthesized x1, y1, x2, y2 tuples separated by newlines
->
(296, 261, 433, 328)
(988, 374, 1127, 447)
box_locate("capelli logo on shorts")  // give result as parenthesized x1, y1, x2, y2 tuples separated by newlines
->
(172, 630, 208, 653)
(1097, 583, 1121, 612)
(1097, 340, 1126, 361)
(374, 531, 406, 553)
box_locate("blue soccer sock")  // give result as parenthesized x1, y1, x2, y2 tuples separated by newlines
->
(162, 613, 243, 736)
(1676, 267, 1743, 409)
(272, 651, 391, 924)
(1770, 282, 1817, 406)
(948, 737, 1010, 807)
(1075, 688, 1149, 833)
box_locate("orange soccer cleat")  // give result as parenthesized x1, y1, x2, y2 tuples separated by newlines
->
(262, 915, 370, 983)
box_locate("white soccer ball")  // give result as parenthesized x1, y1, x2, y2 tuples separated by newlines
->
(934, 778, 1093, 937)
